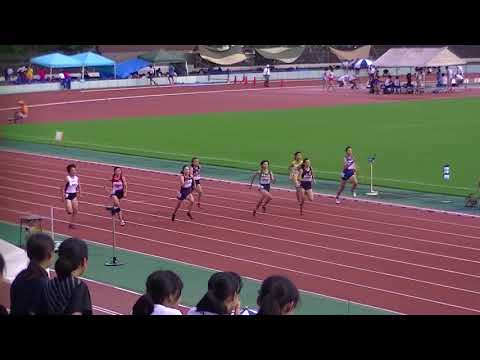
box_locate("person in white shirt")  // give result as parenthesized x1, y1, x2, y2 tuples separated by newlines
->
(263, 64, 271, 87)
(187, 271, 245, 315)
(139, 270, 183, 315)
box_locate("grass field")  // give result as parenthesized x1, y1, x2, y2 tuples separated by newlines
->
(2, 98, 479, 196)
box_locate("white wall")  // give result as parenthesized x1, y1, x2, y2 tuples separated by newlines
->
(0, 82, 62, 95)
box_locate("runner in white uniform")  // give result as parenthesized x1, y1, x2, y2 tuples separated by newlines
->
(250, 160, 275, 216)
(61, 164, 80, 229)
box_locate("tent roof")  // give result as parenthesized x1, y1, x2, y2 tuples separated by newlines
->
(138, 50, 186, 64)
(198, 45, 248, 65)
(30, 52, 83, 68)
(373, 47, 466, 67)
(114, 57, 150, 78)
(329, 46, 371, 61)
(255, 46, 306, 64)
(71, 52, 115, 67)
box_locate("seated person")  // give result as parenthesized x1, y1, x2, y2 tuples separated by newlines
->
(393, 76, 401, 93)
(337, 74, 348, 87)
(440, 73, 448, 87)
(383, 75, 394, 94)
(404, 73, 414, 93)
(11, 100, 28, 124)
(348, 73, 358, 89)
(455, 73, 464, 85)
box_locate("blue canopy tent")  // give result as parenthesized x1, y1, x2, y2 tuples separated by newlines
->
(31, 52, 83, 77)
(353, 58, 373, 69)
(71, 52, 116, 79)
(106, 57, 151, 79)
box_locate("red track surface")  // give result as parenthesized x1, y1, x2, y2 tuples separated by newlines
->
(1, 151, 480, 314)
(2, 80, 480, 124)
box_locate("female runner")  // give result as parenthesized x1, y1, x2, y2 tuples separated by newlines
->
(171, 165, 195, 221)
(335, 146, 359, 204)
(105, 167, 127, 226)
(60, 164, 80, 229)
(250, 160, 275, 216)
(298, 158, 315, 215)
(288, 151, 304, 204)
(191, 157, 203, 208)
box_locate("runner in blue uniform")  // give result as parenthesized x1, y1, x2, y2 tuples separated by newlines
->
(298, 158, 315, 215)
(249, 160, 275, 216)
(171, 165, 195, 221)
(335, 146, 359, 204)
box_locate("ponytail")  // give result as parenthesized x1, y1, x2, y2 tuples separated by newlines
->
(257, 276, 300, 315)
(54, 257, 76, 279)
(257, 293, 282, 315)
(55, 237, 88, 280)
(132, 294, 154, 315)
(197, 272, 241, 315)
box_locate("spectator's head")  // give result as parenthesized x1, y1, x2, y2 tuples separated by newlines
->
(146, 270, 183, 308)
(132, 294, 154, 315)
(196, 272, 242, 315)
(257, 275, 300, 315)
(66, 164, 77, 177)
(55, 238, 88, 280)
(395, 76, 399, 79)
(446, 66, 449, 70)
(442, 73, 445, 77)
(26, 232, 55, 269)
(388, 75, 392, 79)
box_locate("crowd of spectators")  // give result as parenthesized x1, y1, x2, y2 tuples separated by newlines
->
(1, 232, 300, 316)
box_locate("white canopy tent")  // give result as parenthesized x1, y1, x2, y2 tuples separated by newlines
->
(373, 47, 466, 68)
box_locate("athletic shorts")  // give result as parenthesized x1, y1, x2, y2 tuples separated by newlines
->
(259, 184, 271, 192)
(112, 190, 124, 199)
(194, 179, 201, 186)
(65, 193, 77, 201)
(177, 187, 192, 201)
(301, 181, 312, 191)
(341, 169, 356, 181)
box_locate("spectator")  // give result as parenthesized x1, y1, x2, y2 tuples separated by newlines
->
(168, 64, 175, 85)
(383, 75, 394, 94)
(405, 73, 413, 93)
(257, 275, 300, 315)
(25, 66, 34, 83)
(3, 67, 8, 83)
(394, 76, 401, 93)
(58, 71, 65, 88)
(38, 68, 47, 82)
(263, 64, 271, 87)
(446, 66, 453, 90)
(43, 237, 92, 315)
(7, 67, 14, 83)
(9, 233, 54, 315)
(0, 253, 8, 315)
(187, 272, 243, 315)
(145, 270, 183, 315)
(436, 67, 442, 87)
(441, 73, 448, 87)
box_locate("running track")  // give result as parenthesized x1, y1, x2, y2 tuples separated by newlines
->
(1, 150, 480, 314)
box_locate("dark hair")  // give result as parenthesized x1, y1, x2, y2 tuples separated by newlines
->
(26, 232, 54, 263)
(113, 166, 122, 174)
(191, 157, 199, 164)
(66, 164, 76, 173)
(196, 272, 240, 315)
(294, 151, 302, 159)
(0, 252, 4, 278)
(260, 160, 269, 166)
(180, 165, 189, 174)
(345, 146, 352, 152)
(146, 270, 183, 305)
(396, 76, 399, 79)
(257, 276, 300, 315)
(301, 158, 310, 169)
(132, 294, 154, 315)
(55, 237, 88, 279)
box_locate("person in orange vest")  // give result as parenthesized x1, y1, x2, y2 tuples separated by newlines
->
(11, 100, 28, 124)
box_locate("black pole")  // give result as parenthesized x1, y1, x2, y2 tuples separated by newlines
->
(105, 213, 125, 266)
